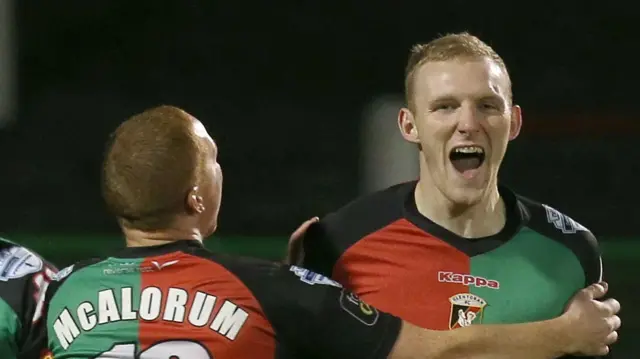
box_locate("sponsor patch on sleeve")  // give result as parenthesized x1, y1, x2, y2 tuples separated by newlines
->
(0, 246, 43, 281)
(289, 265, 342, 288)
(339, 290, 379, 326)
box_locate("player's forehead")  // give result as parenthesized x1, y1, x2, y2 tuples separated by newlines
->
(414, 58, 510, 103)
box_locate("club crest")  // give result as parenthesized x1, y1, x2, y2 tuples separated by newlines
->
(449, 293, 487, 329)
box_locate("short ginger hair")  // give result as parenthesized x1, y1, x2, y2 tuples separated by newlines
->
(404, 32, 511, 111)
(102, 105, 207, 230)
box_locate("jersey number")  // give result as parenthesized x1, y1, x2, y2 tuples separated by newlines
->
(95, 341, 212, 358)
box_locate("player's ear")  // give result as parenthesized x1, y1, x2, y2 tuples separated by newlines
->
(186, 186, 205, 214)
(398, 107, 420, 144)
(508, 105, 522, 141)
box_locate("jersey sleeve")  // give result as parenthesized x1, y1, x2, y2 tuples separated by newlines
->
(15, 264, 57, 359)
(241, 261, 401, 359)
(301, 220, 341, 277)
(524, 201, 603, 287)
(579, 231, 603, 285)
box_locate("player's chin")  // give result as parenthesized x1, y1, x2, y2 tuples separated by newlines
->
(446, 186, 486, 206)
(444, 172, 488, 205)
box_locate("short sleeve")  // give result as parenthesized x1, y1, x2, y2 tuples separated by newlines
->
(301, 221, 340, 277)
(244, 262, 401, 359)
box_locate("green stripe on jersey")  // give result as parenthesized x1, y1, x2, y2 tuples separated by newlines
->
(47, 258, 143, 358)
(469, 227, 584, 324)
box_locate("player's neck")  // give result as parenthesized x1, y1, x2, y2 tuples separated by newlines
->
(122, 225, 204, 247)
(414, 171, 505, 239)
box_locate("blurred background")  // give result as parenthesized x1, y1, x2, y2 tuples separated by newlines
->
(0, 0, 637, 354)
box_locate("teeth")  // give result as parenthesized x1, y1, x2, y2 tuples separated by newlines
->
(454, 146, 484, 154)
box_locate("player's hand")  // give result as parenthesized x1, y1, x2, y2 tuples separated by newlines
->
(284, 217, 319, 265)
(560, 282, 621, 356)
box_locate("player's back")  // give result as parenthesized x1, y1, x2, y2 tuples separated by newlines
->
(46, 241, 282, 358)
(47, 240, 401, 359)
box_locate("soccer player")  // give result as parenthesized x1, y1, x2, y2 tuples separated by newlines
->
(294, 33, 618, 357)
(0, 237, 56, 359)
(44, 106, 619, 359)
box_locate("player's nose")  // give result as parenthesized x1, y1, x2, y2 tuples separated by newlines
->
(456, 104, 482, 134)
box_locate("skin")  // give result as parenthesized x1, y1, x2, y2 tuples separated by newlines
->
(398, 57, 522, 238)
(123, 117, 223, 246)
(108, 110, 620, 358)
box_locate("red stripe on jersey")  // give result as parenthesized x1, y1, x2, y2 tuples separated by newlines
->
(333, 218, 470, 330)
(138, 252, 276, 358)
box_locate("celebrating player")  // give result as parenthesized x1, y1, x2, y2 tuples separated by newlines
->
(293, 33, 619, 357)
(0, 237, 56, 359)
(43, 105, 619, 359)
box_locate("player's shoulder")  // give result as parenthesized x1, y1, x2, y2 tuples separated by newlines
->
(0, 237, 54, 318)
(517, 194, 596, 241)
(0, 237, 54, 283)
(516, 193, 601, 283)
(48, 257, 104, 295)
(302, 181, 415, 275)
(190, 247, 283, 282)
(316, 181, 415, 240)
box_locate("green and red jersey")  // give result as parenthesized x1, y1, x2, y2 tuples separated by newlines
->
(303, 181, 604, 358)
(45, 240, 401, 359)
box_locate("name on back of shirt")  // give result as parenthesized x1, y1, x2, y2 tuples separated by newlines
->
(52, 286, 248, 350)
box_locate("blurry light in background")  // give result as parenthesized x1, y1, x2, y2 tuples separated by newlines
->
(0, 0, 15, 128)
(360, 95, 418, 194)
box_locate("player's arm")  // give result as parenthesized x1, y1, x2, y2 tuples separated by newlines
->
(575, 232, 608, 359)
(393, 281, 619, 359)
(16, 264, 57, 359)
(251, 264, 619, 359)
(287, 217, 339, 276)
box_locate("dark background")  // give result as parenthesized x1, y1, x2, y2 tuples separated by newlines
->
(0, 0, 637, 355)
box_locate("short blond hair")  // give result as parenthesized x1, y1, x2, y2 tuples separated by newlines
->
(102, 105, 207, 230)
(404, 32, 511, 110)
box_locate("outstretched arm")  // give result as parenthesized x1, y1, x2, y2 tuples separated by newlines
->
(391, 283, 620, 359)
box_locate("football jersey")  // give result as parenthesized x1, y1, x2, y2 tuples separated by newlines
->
(45, 240, 401, 359)
(0, 237, 57, 359)
(302, 181, 603, 356)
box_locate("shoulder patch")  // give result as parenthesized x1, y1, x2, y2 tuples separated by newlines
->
(543, 204, 587, 234)
(0, 246, 43, 281)
(289, 265, 342, 287)
(339, 291, 380, 326)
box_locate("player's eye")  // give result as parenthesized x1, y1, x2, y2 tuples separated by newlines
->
(433, 104, 457, 112)
(479, 102, 502, 112)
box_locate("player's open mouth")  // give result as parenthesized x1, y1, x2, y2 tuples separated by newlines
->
(449, 145, 485, 176)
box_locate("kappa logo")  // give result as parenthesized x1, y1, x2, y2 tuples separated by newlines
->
(438, 271, 500, 289)
(151, 259, 179, 270)
(543, 204, 587, 234)
(0, 246, 43, 281)
(449, 293, 487, 329)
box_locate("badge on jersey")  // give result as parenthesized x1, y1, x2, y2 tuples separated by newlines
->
(339, 291, 380, 326)
(289, 265, 342, 287)
(449, 293, 487, 329)
(0, 246, 43, 281)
